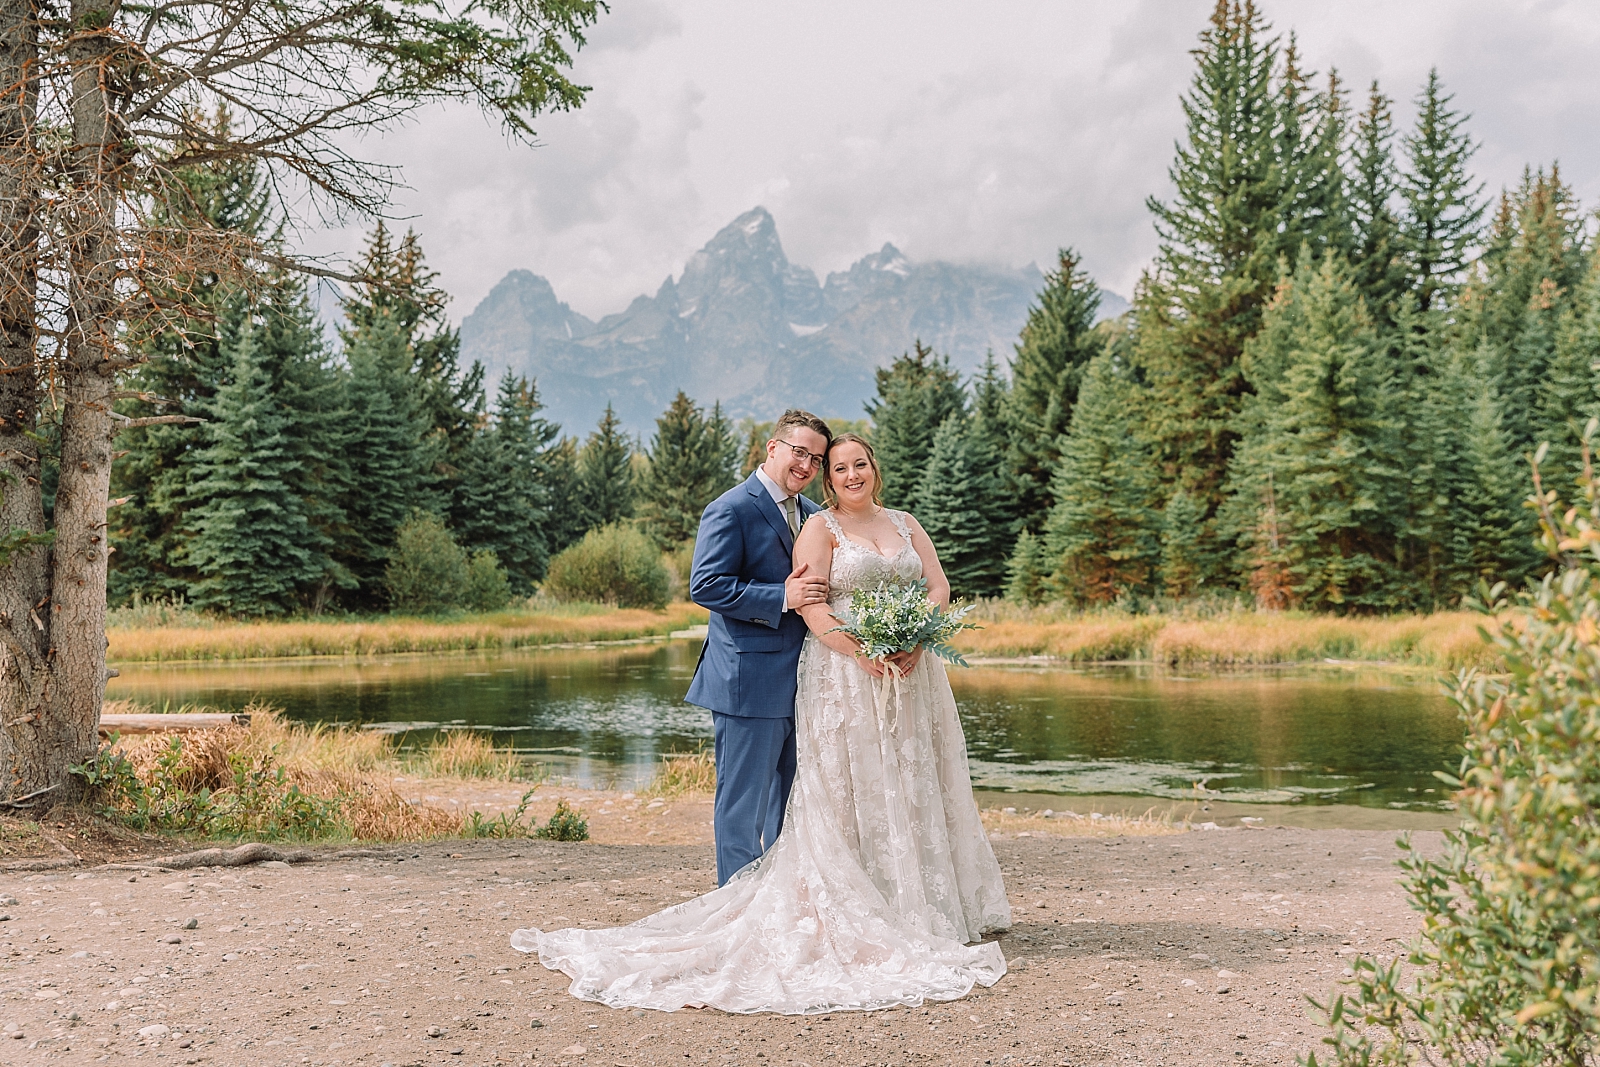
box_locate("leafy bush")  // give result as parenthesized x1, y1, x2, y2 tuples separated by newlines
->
(1308, 440, 1600, 1066)
(534, 798, 589, 841)
(542, 523, 669, 609)
(385, 512, 469, 614)
(464, 549, 513, 612)
(71, 735, 341, 839)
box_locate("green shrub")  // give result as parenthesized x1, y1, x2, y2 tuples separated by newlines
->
(534, 798, 589, 841)
(1308, 440, 1600, 1066)
(384, 512, 469, 614)
(464, 549, 513, 612)
(543, 523, 670, 609)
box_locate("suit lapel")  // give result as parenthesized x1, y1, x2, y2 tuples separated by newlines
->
(746, 472, 794, 554)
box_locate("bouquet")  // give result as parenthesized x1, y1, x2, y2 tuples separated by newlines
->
(828, 578, 980, 668)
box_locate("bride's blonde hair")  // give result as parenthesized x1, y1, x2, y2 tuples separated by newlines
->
(822, 433, 884, 508)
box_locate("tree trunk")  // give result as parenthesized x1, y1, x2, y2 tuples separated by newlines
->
(34, 0, 125, 792)
(0, 0, 55, 799)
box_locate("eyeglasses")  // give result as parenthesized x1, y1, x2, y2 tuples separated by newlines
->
(774, 439, 824, 468)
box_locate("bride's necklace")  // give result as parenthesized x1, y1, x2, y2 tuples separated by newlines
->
(833, 504, 882, 531)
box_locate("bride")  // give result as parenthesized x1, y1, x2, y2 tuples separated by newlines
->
(511, 432, 1011, 1014)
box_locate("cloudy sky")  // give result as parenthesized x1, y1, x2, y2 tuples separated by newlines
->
(300, 0, 1600, 323)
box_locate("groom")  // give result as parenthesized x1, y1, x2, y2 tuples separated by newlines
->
(686, 409, 833, 885)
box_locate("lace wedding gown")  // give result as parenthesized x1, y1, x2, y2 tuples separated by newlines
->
(511, 509, 1011, 1014)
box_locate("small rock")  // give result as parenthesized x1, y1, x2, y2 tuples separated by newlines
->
(427, 1025, 445, 1038)
(1215, 984, 1231, 994)
(1217, 969, 1241, 979)
(182, 918, 198, 930)
(559, 1044, 587, 1056)
(137, 1024, 170, 1039)
(222, 953, 240, 961)
(450, 1049, 464, 1056)
(162, 934, 182, 944)
(1033, 901, 1047, 909)
(1181, 979, 1197, 988)
(177, 1038, 193, 1049)
(6, 1031, 22, 1040)
(529, 1019, 545, 1029)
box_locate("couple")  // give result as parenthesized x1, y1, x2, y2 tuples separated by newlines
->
(511, 410, 1010, 1014)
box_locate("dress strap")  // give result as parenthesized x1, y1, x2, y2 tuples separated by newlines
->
(887, 509, 913, 546)
(820, 508, 845, 542)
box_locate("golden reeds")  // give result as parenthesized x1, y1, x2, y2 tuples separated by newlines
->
(645, 748, 717, 797)
(980, 805, 1187, 839)
(954, 604, 1499, 670)
(104, 704, 533, 842)
(106, 602, 709, 663)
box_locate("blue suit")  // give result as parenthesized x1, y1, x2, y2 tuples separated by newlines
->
(686, 471, 821, 884)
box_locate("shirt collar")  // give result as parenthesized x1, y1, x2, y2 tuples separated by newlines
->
(753, 465, 789, 505)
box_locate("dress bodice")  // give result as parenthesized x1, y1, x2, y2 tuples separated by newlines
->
(820, 509, 922, 605)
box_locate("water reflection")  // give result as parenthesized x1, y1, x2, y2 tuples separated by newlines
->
(106, 643, 1462, 808)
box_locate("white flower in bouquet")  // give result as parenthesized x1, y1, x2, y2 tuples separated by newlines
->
(827, 578, 980, 668)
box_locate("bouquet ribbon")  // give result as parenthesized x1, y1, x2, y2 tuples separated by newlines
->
(875, 659, 904, 733)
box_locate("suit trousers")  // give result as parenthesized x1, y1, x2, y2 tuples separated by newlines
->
(711, 712, 797, 886)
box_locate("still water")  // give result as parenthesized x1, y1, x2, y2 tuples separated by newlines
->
(106, 641, 1463, 812)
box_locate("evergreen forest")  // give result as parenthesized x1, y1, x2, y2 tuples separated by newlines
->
(103, 3, 1599, 616)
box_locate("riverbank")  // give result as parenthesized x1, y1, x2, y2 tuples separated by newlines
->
(106, 602, 709, 662)
(955, 604, 1498, 671)
(0, 827, 1435, 1065)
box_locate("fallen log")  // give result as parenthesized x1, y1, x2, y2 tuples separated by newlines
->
(99, 712, 250, 736)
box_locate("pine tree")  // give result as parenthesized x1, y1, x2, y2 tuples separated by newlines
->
(1399, 69, 1486, 314)
(865, 341, 966, 509)
(183, 324, 321, 615)
(541, 437, 590, 557)
(1443, 360, 1540, 590)
(109, 118, 276, 604)
(1348, 82, 1410, 324)
(638, 393, 740, 546)
(450, 375, 560, 592)
(337, 312, 432, 601)
(1004, 530, 1052, 606)
(1005, 251, 1105, 533)
(578, 403, 635, 528)
(1461, 167, 1590, 456)
(1225, 252, 1407, 611)
(1131, 1, 1347, 576)
(341, 224, 485, 504)
(916, 415, 1010, 599)
(1042, 355, 1162, 604)
(1159, 487, 1207, 599)
(1542, 257, 1600, 487)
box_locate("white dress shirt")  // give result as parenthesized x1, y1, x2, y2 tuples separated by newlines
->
(754, 465, 798, 611)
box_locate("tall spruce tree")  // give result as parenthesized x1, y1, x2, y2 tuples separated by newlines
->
(450, 375, 561, 592)
(337, 312, 433, 602)
(1348, 82, 1410, 323)
(1005, 250, 1105, 534)
(1131, 1, 1348, 581)
(577, 403, 635, 528)
(110, 118, 277, 604)
(183, 324, 322, 615)
(1041, 355, 1162, 604)
(1159, 488, 1207, 599)
(1225, 253, 1407, 611)
(916, 413, 1010, 599)
(1462, 167, 1590, 457)
(1398, 69, 1486, 314)
(541, 437, 590, 557)
(865, 341, 966, 509)
(638, 393, 740, 545)
(1542, 256, 1600, 486)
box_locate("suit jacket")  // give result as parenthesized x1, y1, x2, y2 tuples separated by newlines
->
(685, 471, 822, 718)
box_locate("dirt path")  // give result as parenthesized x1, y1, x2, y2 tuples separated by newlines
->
(0, 818, 1434, 1067)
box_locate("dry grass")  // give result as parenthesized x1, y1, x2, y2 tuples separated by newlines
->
(980, 805, 1188, 839)
(955, 603, 1500, 670)
(106, 602, 709, 662)
(104, 704, 535, 842)
(645, 748, 717, 797)
(405, 730, 526, 781)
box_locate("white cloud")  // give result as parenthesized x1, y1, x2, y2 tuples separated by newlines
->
(295, 0, 1600, 323)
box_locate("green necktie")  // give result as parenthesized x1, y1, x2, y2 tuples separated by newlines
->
(784, 496, 800, 539)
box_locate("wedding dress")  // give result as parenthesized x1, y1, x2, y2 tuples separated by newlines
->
(511, 509, 1011, 1014)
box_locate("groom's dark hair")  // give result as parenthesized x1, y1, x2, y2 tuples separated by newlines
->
(773, 409, 832, 445)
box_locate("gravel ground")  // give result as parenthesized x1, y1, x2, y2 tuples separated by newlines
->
(0, 813, 1436, 1067)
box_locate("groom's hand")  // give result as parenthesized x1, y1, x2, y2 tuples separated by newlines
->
(785, 562, 829, 610)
